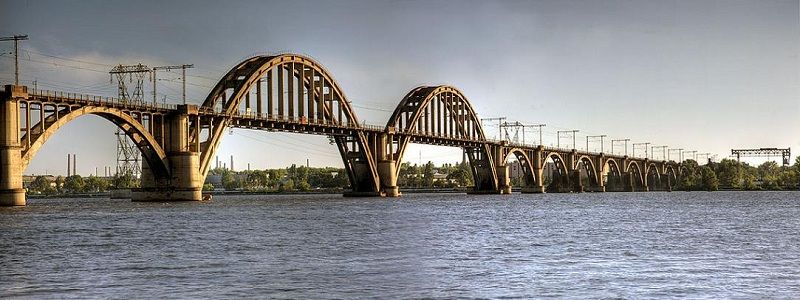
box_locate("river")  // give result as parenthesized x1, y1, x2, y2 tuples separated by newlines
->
(1, 191, 798, 298)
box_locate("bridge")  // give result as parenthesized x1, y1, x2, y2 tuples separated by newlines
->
(0, 54, 685, 206)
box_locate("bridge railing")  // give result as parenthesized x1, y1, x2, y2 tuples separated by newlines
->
(27, 88, 179, 111)
(209, 108, 386, 131)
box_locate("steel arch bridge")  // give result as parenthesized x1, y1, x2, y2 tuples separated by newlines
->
(0, 53, 685, 206)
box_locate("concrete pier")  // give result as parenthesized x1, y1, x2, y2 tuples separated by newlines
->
(0, 85, 26, 206)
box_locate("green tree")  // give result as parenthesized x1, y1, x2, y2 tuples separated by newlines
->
(29, 176, 55, 194)
(84, 176, 110, 192)
(700, 166, 719, 191)
(777, 168, 797, 189)
(758, 161, 780, 190)
(795, 156, 800, 173)
(295, 180, 311, 191)
(742, 172, 758, 190)
(55, 176, 65, 193)
(278, 179, 295, 192)
(716, 159, 742, 189)
(113, 171, 138, 189)
(447, 168, 471, 187)
(677, 159, 700, 191)
(63, 175, 85, 193)
(423, 161, 435, 187)
(221, 171, 240, 190)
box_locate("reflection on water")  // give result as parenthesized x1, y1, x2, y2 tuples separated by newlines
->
(1, 192, 799, 298)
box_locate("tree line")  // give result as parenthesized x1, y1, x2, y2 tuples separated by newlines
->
(27, 172, 138, 195)
(695, 157, 800, 191)
(205, 165, 349, 192)
(26, 156, 799, 194)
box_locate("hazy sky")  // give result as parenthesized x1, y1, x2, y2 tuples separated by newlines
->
(1, 0, 798, 176)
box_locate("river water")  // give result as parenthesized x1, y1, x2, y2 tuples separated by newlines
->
(1, 191, 799, 298)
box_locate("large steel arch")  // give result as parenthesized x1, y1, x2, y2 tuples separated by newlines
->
(197, 54, 380, 193)
(20, 106, 170, 177)
(386, 85, 497, 191)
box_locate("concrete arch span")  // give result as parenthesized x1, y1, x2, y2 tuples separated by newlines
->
(20, 106, 170, 179)
(500, 148, 537, 193)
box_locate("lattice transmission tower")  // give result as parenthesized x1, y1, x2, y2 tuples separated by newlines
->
(109, 64, 150, 178)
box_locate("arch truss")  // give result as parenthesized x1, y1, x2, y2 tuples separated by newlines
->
(195, 54, 380, 194)
(16, 96, 170, 178)
(384, 86, 498, 192)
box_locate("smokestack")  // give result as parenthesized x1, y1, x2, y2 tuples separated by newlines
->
(67, 154, 71, 177)
(95, 167, 98, 177)
(72, 154, 76, 176)
(216, 156, 220, 169)
(230, 155, 234, 172)
(247, 163, 250, 171)
(306, 158, 309, 168)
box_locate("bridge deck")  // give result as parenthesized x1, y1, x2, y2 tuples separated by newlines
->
(20, 89, 675, 164)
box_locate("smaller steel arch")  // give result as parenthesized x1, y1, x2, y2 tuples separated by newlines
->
(504, 148, 537, 187)
(575, 155, 599, 186)
(664, 164, 678, 186)
(645, 162, 661, 189)
(541, 152, 569, 175)
(626, 160, 645, 188)
(604, 158, 623, 177)
(603, 158, 624, 191)
(20, 106, 170, 177)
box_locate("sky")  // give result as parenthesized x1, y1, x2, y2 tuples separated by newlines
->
(1, 0, 798, 176)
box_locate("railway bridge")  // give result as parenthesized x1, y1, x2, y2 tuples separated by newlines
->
(0, 54, 683, 206)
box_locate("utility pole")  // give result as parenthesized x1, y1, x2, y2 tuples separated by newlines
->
(611, 139, 630, 156)
(652, 146, 668, 160)
(152, 64, 194, 104)
(530, 124, 545, 146)
(480, 117, 506, 140)
(0, 34, 29, 85)
(668, 148, 683, 161)
(587, 135, 606, 153)
(683, 150, 697, 162)
(557, 130, 579, 149)
(697, 153, 711, 164)
(633, 142, 650, 159)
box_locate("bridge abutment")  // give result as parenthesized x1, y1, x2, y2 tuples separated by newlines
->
(0, 85, 26, 206)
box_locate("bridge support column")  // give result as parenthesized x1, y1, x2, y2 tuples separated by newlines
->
(132, 104, 202, 202)
(623, 172, 635, 192)
(497, 164, 512, 194)
(378, 160, 400, 197)
(666, 175, 672, 192)
(572, 170, 584, 193)
(0, 85, 26, 206)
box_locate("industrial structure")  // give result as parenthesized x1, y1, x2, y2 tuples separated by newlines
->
(731, 148, 791, 166)
(1, 53, 691, 206)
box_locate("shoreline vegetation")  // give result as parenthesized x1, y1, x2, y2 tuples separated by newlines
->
(23, 157, 800, 197)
